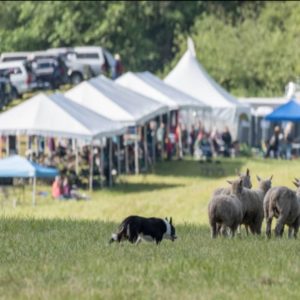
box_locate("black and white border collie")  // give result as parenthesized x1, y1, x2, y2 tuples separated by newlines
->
(109, 215, 177, 245)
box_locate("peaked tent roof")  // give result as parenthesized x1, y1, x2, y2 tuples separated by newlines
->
(116, 71, 206, 110)
(0, 93, 126, 139)
(0, 155, 58, 178)
(65, 76, 168, 126)
(265, 98, 300, 121)
(164, 38, 249, 111)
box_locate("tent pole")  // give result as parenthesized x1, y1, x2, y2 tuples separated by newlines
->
(109, 138, 113, 187)
(17, 135, 21, 155)
(187, 108, 192, 157)
(134, 127, 139, 175)
(143, 124, 148, 172)
(152, 124, 156, 165)
(117, 136, 121, 176)
(100, 140, 104, 188)
(35, 136, 39, 156)
(178, 122, 183, 160)
(167, 111, 171, 137)
(75, 139, 79, 175)
(89, 141, 94, 191)
(32, 176, 36, 206)
(125, 141, 129, 174)
(159, 115, 164, 161)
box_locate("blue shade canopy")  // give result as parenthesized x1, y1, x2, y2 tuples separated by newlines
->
(0, 155, 59, 178)
(265, 98, 300, 121)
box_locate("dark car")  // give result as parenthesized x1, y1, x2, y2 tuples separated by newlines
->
(29, 58, 62, 90)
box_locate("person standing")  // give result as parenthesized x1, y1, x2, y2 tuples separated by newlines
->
(221, 126, 232, 157)
(112, 53, 124, 79)
(265, 126, 281, 159)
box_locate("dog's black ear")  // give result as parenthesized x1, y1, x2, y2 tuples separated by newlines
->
(165, 217, 168, 222)
(170, 217, 173, 225)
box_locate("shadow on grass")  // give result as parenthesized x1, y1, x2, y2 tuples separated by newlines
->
(109, 182, 185, 194)
(153, 159, 245, 178)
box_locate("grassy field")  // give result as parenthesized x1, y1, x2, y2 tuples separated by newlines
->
(1, 157, 300, 299)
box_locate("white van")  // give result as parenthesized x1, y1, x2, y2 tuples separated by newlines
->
(0, 52, 30, 62)
(0, 61, 36, 95)
(73, 46, 115, 76)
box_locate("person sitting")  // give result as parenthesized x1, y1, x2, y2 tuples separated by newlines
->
(52, 176, 62, 199)
(221, 126, 232, 157)
(199, 132, 213, 161)
(62, 177, 71, 199)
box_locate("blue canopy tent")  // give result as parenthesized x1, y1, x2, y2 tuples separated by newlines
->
(265, 98, 300, 121)
(0, 155, 59, 205)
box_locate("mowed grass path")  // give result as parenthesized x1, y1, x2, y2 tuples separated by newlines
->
(1, 158, 300, 299)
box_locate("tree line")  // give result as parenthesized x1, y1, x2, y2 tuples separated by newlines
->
(0, 1, 298, 97)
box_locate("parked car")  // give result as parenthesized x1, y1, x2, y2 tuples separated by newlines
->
(29, 58, 62, 89)
(0, 61, 36, 96)
(47, 48, 94, 84)
(73, 46, 116, 77)
(0, 52, 30, 63)
(28, 51, 69, 86)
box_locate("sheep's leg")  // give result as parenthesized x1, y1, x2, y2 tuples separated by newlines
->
(216, 223, 222, 236)
(266, 217, 273, 238)
(294, 225, 299, 239)
(230, 223, 239, 238)
(245, 225, 249, 236)
(211, 223, 217, 239)
(288, 226, 293, 239)
(293, 217, 300, 239)
(275, 215, 287, 237)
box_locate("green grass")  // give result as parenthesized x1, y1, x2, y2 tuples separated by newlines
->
(1, 157, 300, 299)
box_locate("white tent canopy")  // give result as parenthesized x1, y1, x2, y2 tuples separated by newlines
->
(0, 93, 126, 140)
(164, 38, 251, 140)
(116, 71, 207, 110)
(65, 76, 168, 126)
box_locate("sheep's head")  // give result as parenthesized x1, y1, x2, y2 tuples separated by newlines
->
(293, 178, 300, 195)
(227, 178, 243, 196)
(257, 175, 273, 193)
(238, 168, 252, 189)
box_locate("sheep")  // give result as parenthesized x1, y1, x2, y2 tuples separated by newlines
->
(240, 175, 273, 235)
(264, 179, 300, 238)
(208, 178, 243, 238)
(213, 168, 252, 197)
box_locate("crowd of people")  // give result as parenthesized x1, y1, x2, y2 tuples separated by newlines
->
(158, 123, 235, 162)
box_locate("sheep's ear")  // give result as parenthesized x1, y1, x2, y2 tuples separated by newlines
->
(170, 217, 173, 225)
(293, 181, 299, 188)
(246, 168, 250, 176)
(227, 180, 233, 185)
(165, 217, 168, 222)
(256, 175, 261, 182)
(295, 178, 300, 183)
(269, 175, 273, 181)
(239, 179, 243, 187)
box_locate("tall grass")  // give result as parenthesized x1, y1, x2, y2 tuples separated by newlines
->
(0, 157, 299, 299)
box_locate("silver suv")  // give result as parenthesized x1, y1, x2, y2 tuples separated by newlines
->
(0, 61, 36, 96)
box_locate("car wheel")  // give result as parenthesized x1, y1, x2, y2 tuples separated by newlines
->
(71, 72, 83, 85)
